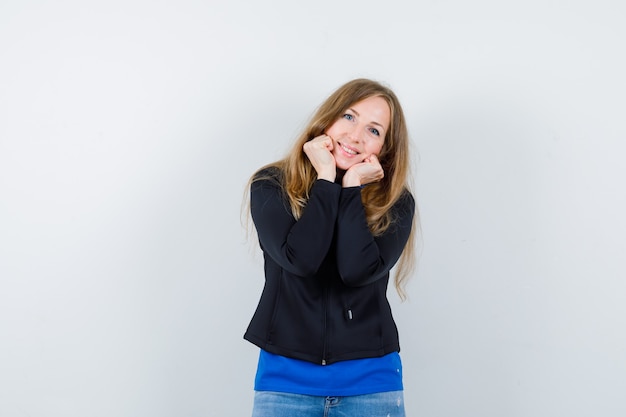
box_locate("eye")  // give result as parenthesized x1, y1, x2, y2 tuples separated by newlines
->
(342, 113, 354, 121)
(369, 127, 380, 136)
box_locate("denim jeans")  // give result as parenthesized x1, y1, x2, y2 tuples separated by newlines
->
(251, 390, 405, 417)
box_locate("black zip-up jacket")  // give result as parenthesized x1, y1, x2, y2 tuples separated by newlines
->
(244, 167, 415, 365)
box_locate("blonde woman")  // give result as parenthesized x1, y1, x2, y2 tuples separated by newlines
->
(245, 78, 418, 417)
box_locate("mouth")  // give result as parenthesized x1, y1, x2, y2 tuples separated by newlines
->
(338, 142, 360, 156)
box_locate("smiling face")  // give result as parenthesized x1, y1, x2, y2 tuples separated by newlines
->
(325, 96, 391, 171)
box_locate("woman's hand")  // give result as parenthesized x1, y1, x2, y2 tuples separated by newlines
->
(303, 135, 336, 182)
(342, 154, 384, 187)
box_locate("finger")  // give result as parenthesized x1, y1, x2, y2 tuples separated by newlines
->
(315, 135, 332, 147)
(367, 155, 383, 169)
(307, 136, 332, 152)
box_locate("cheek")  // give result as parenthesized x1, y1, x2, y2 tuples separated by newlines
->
(369, 142, 384, 155)
(325, 123, 340, 138)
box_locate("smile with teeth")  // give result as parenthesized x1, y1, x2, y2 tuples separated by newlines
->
(339, 142, 359, 156)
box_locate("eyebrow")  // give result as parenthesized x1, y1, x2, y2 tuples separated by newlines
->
(347, 108, 386, 131)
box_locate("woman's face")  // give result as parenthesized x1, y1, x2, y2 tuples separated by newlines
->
(325, 96, 391, 171)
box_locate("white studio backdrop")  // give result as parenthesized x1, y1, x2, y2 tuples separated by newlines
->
(1, 1, 625, 416)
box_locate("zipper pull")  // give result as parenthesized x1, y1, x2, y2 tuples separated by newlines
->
(346, 309, 353, 320)
(321, 359, 327, 365)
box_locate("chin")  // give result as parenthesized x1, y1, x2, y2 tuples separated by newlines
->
(335, 161, 355, 171)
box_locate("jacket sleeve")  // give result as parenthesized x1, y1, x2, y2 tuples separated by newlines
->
(335, 187, 415, 287)
(250, 175, 342, 277)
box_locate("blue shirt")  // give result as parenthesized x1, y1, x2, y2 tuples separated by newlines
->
(254, 349, 403, 396)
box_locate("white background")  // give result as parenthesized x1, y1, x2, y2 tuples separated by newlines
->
(1, 1, 625, 416)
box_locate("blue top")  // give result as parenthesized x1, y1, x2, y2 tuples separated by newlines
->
(254, 349, 403, 396)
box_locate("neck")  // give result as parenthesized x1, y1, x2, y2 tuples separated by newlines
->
(334, 169, 346, 184)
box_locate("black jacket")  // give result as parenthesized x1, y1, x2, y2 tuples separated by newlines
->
(244, 167, 415, 365)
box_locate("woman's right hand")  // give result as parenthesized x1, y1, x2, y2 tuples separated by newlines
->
(303, 134, 336, 182)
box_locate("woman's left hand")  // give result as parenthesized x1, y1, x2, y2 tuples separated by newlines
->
(342, 154, 384, 187)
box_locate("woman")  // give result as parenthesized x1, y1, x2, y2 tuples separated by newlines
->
(244, 78, 418, 416)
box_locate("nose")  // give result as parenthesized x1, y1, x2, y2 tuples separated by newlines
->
(347, 124, 362, 143)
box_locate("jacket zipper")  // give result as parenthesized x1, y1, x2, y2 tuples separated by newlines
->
(321, 284, 328, 365)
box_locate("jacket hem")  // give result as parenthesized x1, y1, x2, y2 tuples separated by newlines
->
(244, 332, 399, 365)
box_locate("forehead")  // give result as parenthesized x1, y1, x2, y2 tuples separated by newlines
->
(349, 96, 391, 127)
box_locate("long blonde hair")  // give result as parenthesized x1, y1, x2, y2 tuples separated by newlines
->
(248, 78, 418, 300)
